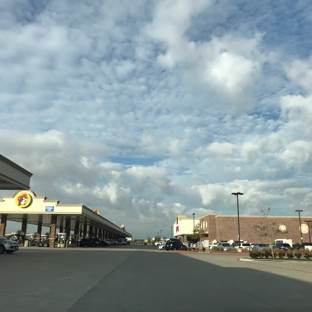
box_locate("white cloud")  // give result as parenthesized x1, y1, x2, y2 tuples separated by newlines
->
(285, 56, 312, 93)
(2, 1, 312, 237)
(207, 142, 237, 156)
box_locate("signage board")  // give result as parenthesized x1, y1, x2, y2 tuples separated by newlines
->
(45, 206, 54, 212)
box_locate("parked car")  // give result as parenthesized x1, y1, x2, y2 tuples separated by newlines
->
(80, 238, 101, 247)
(292, 243, 312, 251)
(273, 243, 292, 250)
(157, 244, 166, 250)
(217, 242, 232, 251)
(302, 243, 312, 251)
(6, 233, 25, 244)
(292, 243, 302, 250)
(236, 243, 251, 250)
(0, 236, 19, 254)
(252, 243, 270, 251)
(27, 238, 40, 247)
(165, 239, 187, 251)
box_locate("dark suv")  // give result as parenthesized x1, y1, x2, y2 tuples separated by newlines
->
(80, 238, 101, 247)
(165, 239, 187, 251)
(273, 243, 292, 250)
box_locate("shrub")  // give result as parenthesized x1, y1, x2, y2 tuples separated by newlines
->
(278, 249, 285, 259)
(249, 250, 260, 259)
(263, 248, 271, 258)
(211, 246, 219, 251)
(249, 251, 256, 258)
(294, 248, 304, 259)
(303, 250, 310, 260)
(226, 247, 236, 252)
(286, 250, 294, 259)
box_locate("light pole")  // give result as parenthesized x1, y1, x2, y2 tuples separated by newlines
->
(304, 220, 312, 243)
(232, 192, 243, 247)
(171, 226, 173, 238)
(192, 213, 195, 244)
(295, 210, 303, 244)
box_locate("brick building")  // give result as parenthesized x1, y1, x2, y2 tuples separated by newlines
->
(199, 213, 312, 244)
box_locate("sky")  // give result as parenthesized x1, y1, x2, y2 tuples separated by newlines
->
(1, 0, 312, 239)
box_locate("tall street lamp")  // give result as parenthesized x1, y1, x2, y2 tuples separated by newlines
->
(232, 192, 244, 247)
(295, 209, 303, 244)
(192, 213, 195, 244)
(171, 226, 173, 238)
(304, 220, 312, 243)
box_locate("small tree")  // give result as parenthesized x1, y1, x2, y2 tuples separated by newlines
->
(154, 236, 161, 242)
(192, 223, 206, 249)
(253, 208, 283, 259)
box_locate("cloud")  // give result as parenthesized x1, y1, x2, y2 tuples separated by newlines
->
(2, 1, 312, 237)
(285, 56, 312, 93)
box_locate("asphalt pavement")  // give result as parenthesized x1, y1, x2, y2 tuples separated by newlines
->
(1, 245, 312, 311)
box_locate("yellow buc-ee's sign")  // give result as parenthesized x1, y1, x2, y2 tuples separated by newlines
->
(15, 191, 33, 208)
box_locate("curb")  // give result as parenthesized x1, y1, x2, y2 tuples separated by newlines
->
(237, 257, 254, 262)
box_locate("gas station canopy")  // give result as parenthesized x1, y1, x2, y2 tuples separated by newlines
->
(0, 154, 32, 190)
(0, 155, 131, 240)
(0, 190, 131, 238)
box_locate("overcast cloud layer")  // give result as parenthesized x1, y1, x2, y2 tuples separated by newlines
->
(1, 0, 312, 238)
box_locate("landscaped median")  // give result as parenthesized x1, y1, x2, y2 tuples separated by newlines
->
(173, 246, 250, 254)
(249, 248, 312, 260)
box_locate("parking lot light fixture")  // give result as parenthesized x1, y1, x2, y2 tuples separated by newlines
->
(231, 192, 244, 247)
(295, 210, 303, 244)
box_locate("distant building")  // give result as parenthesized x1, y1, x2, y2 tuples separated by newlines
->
(173, 213, 312, 245)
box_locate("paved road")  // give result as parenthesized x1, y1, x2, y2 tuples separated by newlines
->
(1, 245, 312, 311)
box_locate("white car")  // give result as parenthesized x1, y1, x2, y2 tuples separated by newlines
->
(216, 242, 232, 251)
(0, 236, 19, 254)
(157, 244, 166, 250)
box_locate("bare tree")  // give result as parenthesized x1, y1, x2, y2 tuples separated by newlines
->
(192, 223, 206, 248)
(253, 207, 283, 258)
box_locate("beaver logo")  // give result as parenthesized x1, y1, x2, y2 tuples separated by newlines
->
(15, 191, 32, 208)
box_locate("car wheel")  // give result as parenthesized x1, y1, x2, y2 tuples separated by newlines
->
(38, 242, 43, 247)
(43, 242, 48, 247)
(6, 251, 13, 254)
(0, 245, 5, 254)
(92, 243, 96, 247)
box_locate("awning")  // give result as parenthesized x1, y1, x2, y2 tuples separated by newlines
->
(0, 154, 32, 190)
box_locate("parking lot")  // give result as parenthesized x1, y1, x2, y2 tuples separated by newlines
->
(1, 245, 312, 311)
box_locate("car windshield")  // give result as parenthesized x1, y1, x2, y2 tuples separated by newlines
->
(222, 243, 230, 246)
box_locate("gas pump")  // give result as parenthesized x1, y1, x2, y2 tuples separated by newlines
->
(57, 233, 66, 248)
